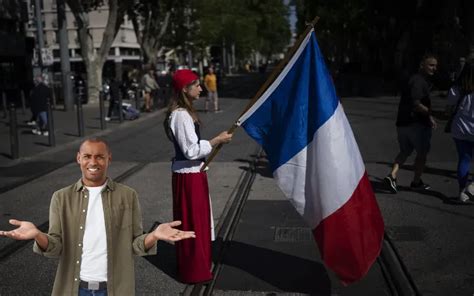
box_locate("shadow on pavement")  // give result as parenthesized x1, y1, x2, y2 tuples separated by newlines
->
(143, 241, 179, 280)
(235, 154, 272, 178)
(371, 178, 453, 203)
(215, 239, 331, 294)
(0, 152, 12, 160)
(0, 161, 58, 176)
(376, 161, 458, 180)
(143, 221, 179, 281)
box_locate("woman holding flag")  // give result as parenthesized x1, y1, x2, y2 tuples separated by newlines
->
(164, 69, 232, 283)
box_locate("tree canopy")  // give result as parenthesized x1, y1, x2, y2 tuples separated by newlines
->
(193, 0, 291, 61)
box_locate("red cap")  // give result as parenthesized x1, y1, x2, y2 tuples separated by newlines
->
(172, 69, 199, 92)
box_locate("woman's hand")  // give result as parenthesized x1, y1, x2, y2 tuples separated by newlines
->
(210, 131, 233, 147)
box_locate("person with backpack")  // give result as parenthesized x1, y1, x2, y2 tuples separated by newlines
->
(446, 60, 474, 203)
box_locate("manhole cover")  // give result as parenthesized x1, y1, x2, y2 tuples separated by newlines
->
(274, 227, 313, 242)
(386, 226, 426, 241)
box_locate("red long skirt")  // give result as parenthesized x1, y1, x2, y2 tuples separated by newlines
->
(172, 172, 213, 283)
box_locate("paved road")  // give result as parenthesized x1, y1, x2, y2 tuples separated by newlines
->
(0, 73, 473, 295)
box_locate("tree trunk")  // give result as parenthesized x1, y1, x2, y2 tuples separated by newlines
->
(86, 61, 102, 103)
(67, 0, 123, 102)
(130, 10, 171, 66)
(142, 43, 157, 65)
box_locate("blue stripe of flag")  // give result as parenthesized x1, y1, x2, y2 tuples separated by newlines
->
(242, 32, 339, 172)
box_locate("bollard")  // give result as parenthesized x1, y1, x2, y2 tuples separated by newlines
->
(51, 84, 57, 110)
(20, 90, 26, 115)
(135, 89, 140, 110)
(99, 91, 106, 130)
(118, 91, 123, 123)
(152, 90, 158, 111)
(76, 88, 84, 137)
(47, 100, 55, 147)
(9, 103, 19, 159)
(2, 92, 7, 119)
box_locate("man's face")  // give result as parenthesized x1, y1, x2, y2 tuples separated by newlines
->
(420, 57, 438, 76)
(77, 141, 111, 187)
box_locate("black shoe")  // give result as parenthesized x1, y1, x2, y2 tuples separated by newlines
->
(410, 179, 431, 190)
(384, 175, 398, 193)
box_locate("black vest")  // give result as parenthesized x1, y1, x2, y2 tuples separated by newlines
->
(172, 122, 205, 162)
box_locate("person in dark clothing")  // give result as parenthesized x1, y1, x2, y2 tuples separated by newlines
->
(105, 78, 120, 121)
(384, 54, 438, 193)
(30, 75, 51, 136)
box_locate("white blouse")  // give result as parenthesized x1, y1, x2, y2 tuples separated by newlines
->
(169, 109, 212, 173)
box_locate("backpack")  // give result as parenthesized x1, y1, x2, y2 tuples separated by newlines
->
(122, 103, 140, 120)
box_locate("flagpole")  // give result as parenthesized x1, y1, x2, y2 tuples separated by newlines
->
(200, 16, 320, 172)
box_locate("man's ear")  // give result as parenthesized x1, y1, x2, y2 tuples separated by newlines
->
(76, 152, 81, 164)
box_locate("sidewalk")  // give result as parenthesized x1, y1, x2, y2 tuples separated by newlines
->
(0, 99, 162, 167)
(0, 99, 165, 193)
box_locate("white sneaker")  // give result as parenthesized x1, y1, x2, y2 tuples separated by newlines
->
(105, 117, 111, 122)
(459, 191, 470, 203)
(32, 129, 41, 135)
(42, 131, 49, 136)
(466, 182, 474, 195)
(26, 121, 36, 126)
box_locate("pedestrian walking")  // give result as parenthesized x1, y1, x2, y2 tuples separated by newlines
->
(445, 61, 474, 203)
(141, 66, 159, 112)
(29, 75, 51, 136)
(384, 54, 438, 193)
(204, 67, 220, 112)
(164, 69, 232, 284)
(0, 138, 195, 296)
(105, 78, 120, 121)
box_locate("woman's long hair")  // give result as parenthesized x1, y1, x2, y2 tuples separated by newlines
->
(163, 80, 200, 141)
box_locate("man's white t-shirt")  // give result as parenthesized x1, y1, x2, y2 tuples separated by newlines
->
(80, 184, 107, 282)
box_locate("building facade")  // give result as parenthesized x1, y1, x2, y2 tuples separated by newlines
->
(26, 0, 142, 81)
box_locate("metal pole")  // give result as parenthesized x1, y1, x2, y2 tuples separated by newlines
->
(51, 83, 57, 109)
(135, 89, 140, 110)
(222, 37, 226, 74)
(99, 91, 106, 130)
(76, 87, 84, 137)
(9, 103, 19, 159)
(56, 0, 73, 111)
(2, 92, 7, 119)
(118, 91, 123, 123)
(47, 100, 55, 146)
(20, 90, 26, 114)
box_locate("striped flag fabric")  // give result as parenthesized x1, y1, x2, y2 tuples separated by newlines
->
(236, 29, 384, 285)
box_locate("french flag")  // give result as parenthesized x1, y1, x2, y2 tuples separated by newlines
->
(236, 29, 384, 284)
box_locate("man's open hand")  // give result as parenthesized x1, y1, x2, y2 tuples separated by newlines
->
(0, 219, 40, 240)
(152, 221, 196, 242)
